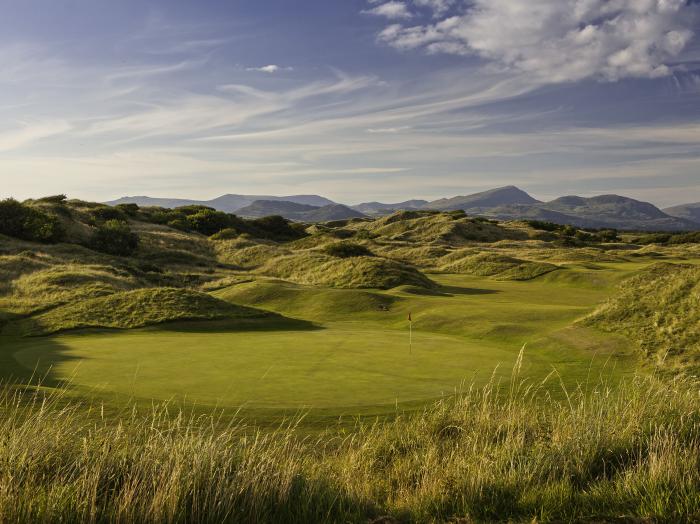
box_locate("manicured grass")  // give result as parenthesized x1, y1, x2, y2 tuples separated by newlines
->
(2, 265, 636, 415)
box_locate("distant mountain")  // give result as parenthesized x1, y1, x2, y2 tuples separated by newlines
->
(352, 200, 428, 215)
(236, 200, 321, 219)
(664, 202, 700, 225)
(106, 194, 335, 213)
(106, 196, 202, 209)
(426, 186, 541, 211)
(305, 204, 366, 222)
(236, 200, 366, 222)
(485, 194, 696, 231)
(535, 195, 694, 231)
(106, 187, 699, 231)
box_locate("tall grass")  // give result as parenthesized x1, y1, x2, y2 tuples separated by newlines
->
(1, 368, 698, 522)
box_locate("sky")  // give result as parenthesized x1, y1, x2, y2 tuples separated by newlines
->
(1, 0, 699, 207)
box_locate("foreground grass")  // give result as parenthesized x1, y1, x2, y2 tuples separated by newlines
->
(1, 367, 698, 523)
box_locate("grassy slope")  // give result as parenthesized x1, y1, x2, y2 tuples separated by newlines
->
(259, 252, 435, 289)
(585, 262, 700, 371)
(5, 288, 268, 336)
(1, 373, 698, 523)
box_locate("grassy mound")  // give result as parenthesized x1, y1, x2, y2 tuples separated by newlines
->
(440, 252, 559, 280)
(584, 263, 700, 371)
(372, 244, 451, 268)
(0, 263, 140, 316)
(215, 281, 397, 321)
(260, 252, 435, 289)
(214, 238, 291, 269)
(7, 288, 267, 336)
(350, 212, 520, 245)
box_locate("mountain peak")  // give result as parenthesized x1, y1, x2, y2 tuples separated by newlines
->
(427, 185, 540, 211)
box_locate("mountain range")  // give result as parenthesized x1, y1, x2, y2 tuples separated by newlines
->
(106, 194, 335, 213)
(107, 186, 700, 231)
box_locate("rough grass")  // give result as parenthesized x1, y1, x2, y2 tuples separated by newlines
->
(440, 252, 559, 280)
(584, 262, 700, 371)
(214, 281, 397, 320)
(260, 252, 435, 289)
(214, 238, 291, 269)
(0, 371, 698, 523)
(349, 211, 522, 245)
(5, 288, 267, 336)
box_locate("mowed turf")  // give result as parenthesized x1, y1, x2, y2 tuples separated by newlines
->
(3, 264, 636, 411)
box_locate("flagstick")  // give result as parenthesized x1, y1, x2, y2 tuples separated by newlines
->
(409, 319, 412, 354)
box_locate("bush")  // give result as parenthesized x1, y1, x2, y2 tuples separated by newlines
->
(632, 233, 672, 245)
(669, 231, 700, 244)
(561, 225, 577, 237)
(176, 205, 216, 216)
(116, 203, 139, 217)
(210, 228, 240, 240)
(90, 220, 139, 256)
(36, 194, 68, 204)
(526, 220, 560, 232)
(90, 206, 127, 224)
(575, 230, 594, 242)
(323, 242, 374, 258)
(186, 210, 232, 236)
(251, 215, 306, 241)
(595, 229, 619, 242)
(0, 198, 64, 243)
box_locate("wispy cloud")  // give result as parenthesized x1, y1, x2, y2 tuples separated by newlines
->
(0, 120, 72, 152)
(245, 64, 293, 73)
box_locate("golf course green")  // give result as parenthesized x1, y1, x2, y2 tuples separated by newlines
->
(2, 267, 635, 412)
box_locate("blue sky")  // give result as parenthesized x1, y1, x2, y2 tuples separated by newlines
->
(1, 0, 699, 207)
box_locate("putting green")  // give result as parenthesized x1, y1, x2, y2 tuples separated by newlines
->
(3, 267, 638, 412)
(12, 325, 537, 408)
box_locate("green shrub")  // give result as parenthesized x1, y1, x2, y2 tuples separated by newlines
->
(210, 228, 240, 240)
(36, 194, 68, 204)
(632, 233, 672, 245)
(116, 203, 139, 217)
(526, 220, 560, 232)
(0, 198, 64, 243)
(176, 205, 216, 216)
(251, 215, 306, 241)
(90, 206, 127, 223)
(669, 231, 700, 244)
(186, 210, 232, 236)
(323, 242, 374, 258)
(595, 229, 619, 242)
(90, 220, 139, 256)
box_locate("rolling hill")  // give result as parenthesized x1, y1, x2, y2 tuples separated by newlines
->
(425, 186, 541, 211)
(352, 199, 428, 215)
(236, 200, 366, 222)
(664, 202, 700, 225)
(106, 194, 336, 213)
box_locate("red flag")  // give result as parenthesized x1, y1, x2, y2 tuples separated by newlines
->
(408, 312, 412, 322)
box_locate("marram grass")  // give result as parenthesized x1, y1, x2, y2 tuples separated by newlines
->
(0, 365, 698, 523)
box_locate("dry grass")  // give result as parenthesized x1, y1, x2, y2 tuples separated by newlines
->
(585, 262, 700, 372)
(0, 366, 698, 523)
(259, 252, 435, 289)
(5, 288, 268, 336)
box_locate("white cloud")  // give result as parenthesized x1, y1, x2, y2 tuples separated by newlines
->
(413, 0, 454, 17)
(246, 64, 293, 73)
(363, 2, 413, 20)
(376, 0, 696, 83)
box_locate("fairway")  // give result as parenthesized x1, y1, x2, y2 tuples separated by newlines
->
(3, 267, 637, 411)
